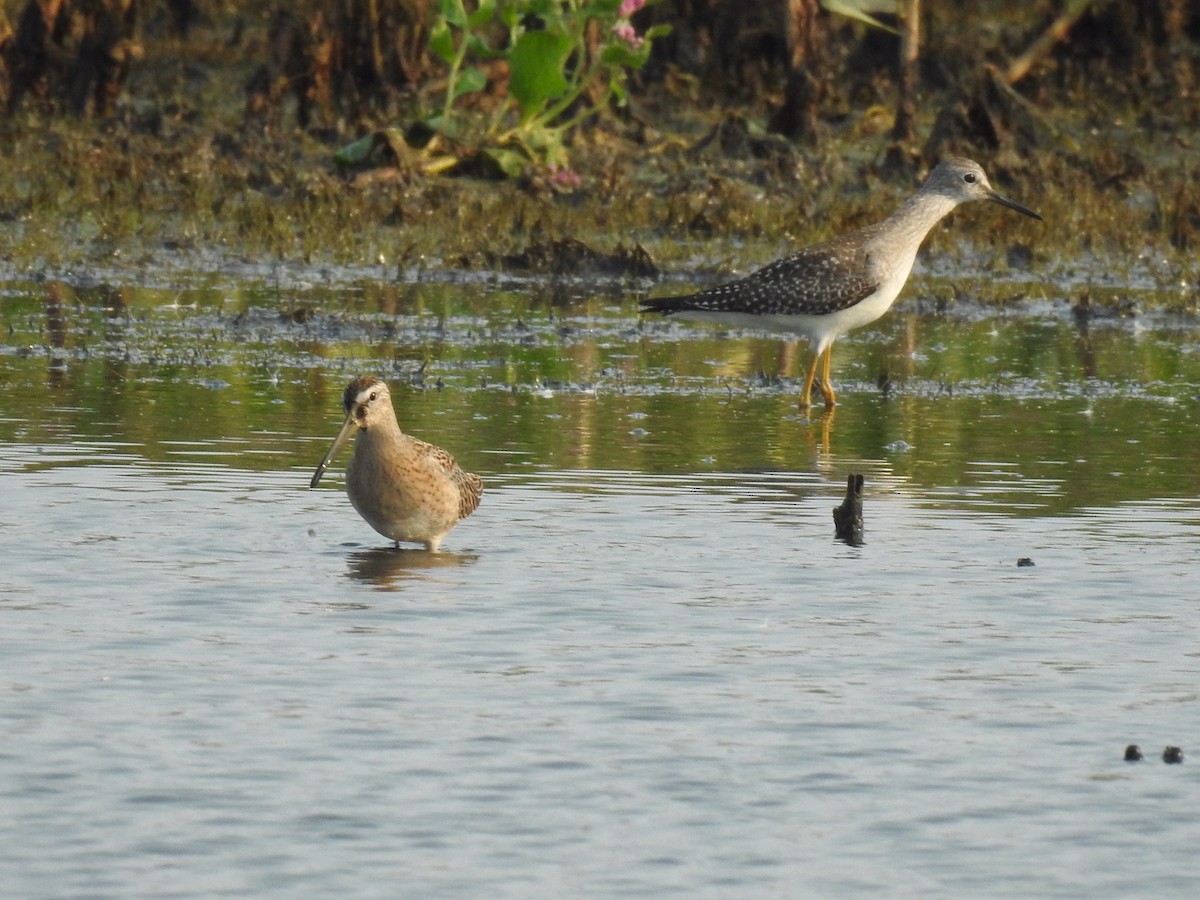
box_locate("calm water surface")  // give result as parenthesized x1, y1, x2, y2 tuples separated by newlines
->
(3, 274, 1200, 897)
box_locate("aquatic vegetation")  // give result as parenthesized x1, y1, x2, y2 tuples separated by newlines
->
(421, 0, 669, 174)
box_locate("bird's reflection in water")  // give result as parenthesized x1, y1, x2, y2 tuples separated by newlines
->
(344, 546, 478, 590)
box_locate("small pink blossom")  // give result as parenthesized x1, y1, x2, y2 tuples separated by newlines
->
(618, 0, 646, 17)
(547, 164, 582, 190)
(611, 21, 644, 49)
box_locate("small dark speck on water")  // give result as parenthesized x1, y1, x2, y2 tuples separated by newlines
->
(1124, 744, 1143, 762)
(1016, 557, 1035, 567)
(1163, 746, 1184, 764)
(1006, 244, 1034, 269)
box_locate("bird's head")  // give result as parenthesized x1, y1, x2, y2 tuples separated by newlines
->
(310, 376, 395, 489)
(342, 375, 392, 430)
(928, 157, 1042, 221)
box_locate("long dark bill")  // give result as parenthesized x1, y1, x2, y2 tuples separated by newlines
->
(988, 189, 1042, 221)
(310, 414, 357, 489)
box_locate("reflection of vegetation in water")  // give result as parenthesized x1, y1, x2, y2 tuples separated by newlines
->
(2, 278, 1197, 516)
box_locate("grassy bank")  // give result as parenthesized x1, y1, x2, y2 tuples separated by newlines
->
(0, 12, 1196, 304)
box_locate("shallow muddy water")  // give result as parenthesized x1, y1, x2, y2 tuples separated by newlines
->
(3, 271, 1200, 897)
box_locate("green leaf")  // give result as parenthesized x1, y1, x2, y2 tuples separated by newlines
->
(498, 4, 520, 28)
(820, 0, 900, 34)
(333, 133, 378, 168)
(582, 0, 622, 15)
(438, 0, 468, 28)
(600, 41, 649, 70)
(480, 146, 530, 178)
(466, 33, 505, 60)
(523, 0, 561, 19)
(518, 125, 562, 152)
(508, 30, 573, 120)
(466, 0, 496, 29)
(430, 19, 456, 64)
(453, 67, 489, 99)
(422, 114, 461, 140)
(332, 129, 409, 169)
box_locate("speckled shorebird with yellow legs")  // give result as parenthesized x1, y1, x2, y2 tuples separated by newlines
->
(641, 158, 1042, 408)
(310, 376, 482, 551)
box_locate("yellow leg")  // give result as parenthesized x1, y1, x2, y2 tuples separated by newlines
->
(800, 351, 821, 408)
(820, 345, 837, 406)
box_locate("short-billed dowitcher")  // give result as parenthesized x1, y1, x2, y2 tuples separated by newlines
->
(640, 158, 1041, 408)
(310, 375, 482, 551)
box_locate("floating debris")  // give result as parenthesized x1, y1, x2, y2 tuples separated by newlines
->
(833, 474, 864, 546)
(282, 306, 315, 324)
(496, 237, 658, 279)
(1017, 557, 1036, 567)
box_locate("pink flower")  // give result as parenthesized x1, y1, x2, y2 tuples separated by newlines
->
(611, 21, 644, 49)
(618, 0, 646, 16)
(547, 164, 582, 190)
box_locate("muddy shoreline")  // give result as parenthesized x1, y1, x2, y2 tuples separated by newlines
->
(0, 9, 1195, 307)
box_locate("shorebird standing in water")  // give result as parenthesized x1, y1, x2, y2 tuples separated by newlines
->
(310, 376, 482, 551)
(640, 158, 1042, 408)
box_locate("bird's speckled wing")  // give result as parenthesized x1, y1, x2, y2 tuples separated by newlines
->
(454, 468, 484, 519)
(413, 437, 483, 519)
(641, 229, 880, 317)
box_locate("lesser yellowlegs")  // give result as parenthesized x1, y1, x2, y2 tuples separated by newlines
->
(640, 158, 1042, 407)
(310, 376, 482, 551)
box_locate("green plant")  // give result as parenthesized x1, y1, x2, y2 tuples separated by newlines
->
(427, 0, 668, 176)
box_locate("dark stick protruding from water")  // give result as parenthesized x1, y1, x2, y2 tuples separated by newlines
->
(833, 474, 864, 546)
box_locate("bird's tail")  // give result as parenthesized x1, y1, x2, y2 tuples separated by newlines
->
(639, 295, 697, 316)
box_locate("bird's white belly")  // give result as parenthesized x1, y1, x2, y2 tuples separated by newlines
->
(805, 280, 900, 336)
(785, 257, 915, 345)
(669, 252, 915, 348)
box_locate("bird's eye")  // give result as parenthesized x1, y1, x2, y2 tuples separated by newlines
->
(369, 391, 377, 401)
(963, 173, 977, 184)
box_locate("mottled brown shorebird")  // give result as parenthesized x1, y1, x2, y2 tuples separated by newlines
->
(640, 158, 1041, 408)
(310, 376, 482, 551)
